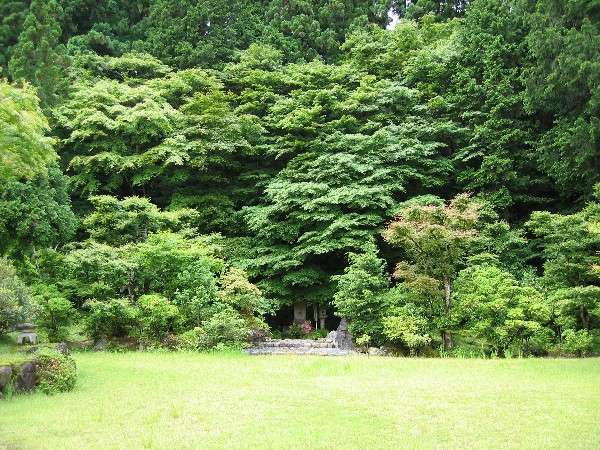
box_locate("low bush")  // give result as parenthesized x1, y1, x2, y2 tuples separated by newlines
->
(383, 308, 431, 355)
(170, 327, 206, 351)
(560, 329, 594, 356)
(33, 285, 75, 342)
(283, 323, 304, 339)
(306, 329, 328, 340)
(137, 294, 179, 343)
(84, 299, 138, 340)
(35, 348, 77, 394)
(200, 308, 248, 350)
(0, 258, 32, 335)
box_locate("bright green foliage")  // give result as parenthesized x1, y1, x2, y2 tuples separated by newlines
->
(0, 165, 77, 257)
(342, 13, 458, 80)
(527, 189, 600, 334)
(454, 264, 552, 355)
(173, 261, 219, 328)
(55, 227, 263, 344)
(84, 298, 139, 340)
(382, 308, 431, 353)
(560, 329, 594, 357)
(384, 194, 482, 348)
(61, 232, 220, 304)
(0, 258, 32, 335)
(243, 57, 452, 306)
(35, 348, 77, 394)
(524, 0, 600, 197)
(199, 307, 249, 349)
(0, 81, 56, 180)
(332, 250, 389, 341)
(354, 333, 371, 350)
(218, 267, 270, 318)
(550, 287, 600, 335)
(56, 54, 259, 233)
(8, 0, 69, 106)
(33, 284, 75, 342)
(83, 195, 197, 246)
(137, 294, 179, 343)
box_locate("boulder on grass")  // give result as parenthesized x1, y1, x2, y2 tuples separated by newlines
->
(332, 319, 354, 350)
(16, 361, 37, 391)
(0, 366, 12, 391)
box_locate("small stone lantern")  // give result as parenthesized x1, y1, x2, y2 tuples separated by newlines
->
(15, 323, 38, 345)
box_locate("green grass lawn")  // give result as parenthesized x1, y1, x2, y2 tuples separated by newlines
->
(1, 353, 599, 449)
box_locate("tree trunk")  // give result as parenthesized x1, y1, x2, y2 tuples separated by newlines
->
(443, 277, 453, 350)
(442, 330, 453, 350)
(580, 305, 589, 329)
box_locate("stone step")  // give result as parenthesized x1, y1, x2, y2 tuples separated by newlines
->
(259, 339, 335, 349)
(246, 347, 354, 356)
(246, 338, 355, 356)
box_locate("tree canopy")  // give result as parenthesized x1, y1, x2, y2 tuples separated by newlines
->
(1, 0, 599, 356)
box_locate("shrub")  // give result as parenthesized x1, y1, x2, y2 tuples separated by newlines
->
(137, 294, 179, 343)
(301, 320, 312, 334)
(218, 267, 269, 316)
(561, 329, 594, 356)
(0, 258, 32, 335)
(355, 334, 371, 352)
(33, 285, 75, 342)
(307, 329, 328, 340)
(332, 250, 389, 343)
(35, 348, 77, 394)
(173, 260, 219, 327)
(172, 327, 206, 351)
(454, 265, 552, 356)
(283, 323, 304, 339)
(84, 298, 139, 340)
(383, 307, 431, 355)
(200, 308, 248, 350)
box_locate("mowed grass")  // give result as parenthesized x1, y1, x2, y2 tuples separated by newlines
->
(1, 353, 599, 449)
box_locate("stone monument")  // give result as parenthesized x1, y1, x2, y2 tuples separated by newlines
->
(16, 323, 38, 345)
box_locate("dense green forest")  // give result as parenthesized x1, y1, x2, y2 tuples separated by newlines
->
(1, 0, 599, 356)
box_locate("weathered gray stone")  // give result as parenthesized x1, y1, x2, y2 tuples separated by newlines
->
(0, 366, 12, 390)
(56, 342, 70, 355)
(93, 337, 108, 351)
(245, 338, 356, 356)
(249, 328, 268, 344)
(293, 301, 307, 324)
(16, 361, 37, 391)
(368, 347, 385, 356)
(17, 332, 38, 345)
(15, 323, 35, 331)
(332, 319, 354, 350)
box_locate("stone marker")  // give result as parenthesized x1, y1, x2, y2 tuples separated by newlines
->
(16, 323, 38, 345)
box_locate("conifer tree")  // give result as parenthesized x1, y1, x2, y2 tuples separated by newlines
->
(8, 0, 69, 107)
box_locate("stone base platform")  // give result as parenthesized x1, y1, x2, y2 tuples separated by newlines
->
(246, 338, 355, 356)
